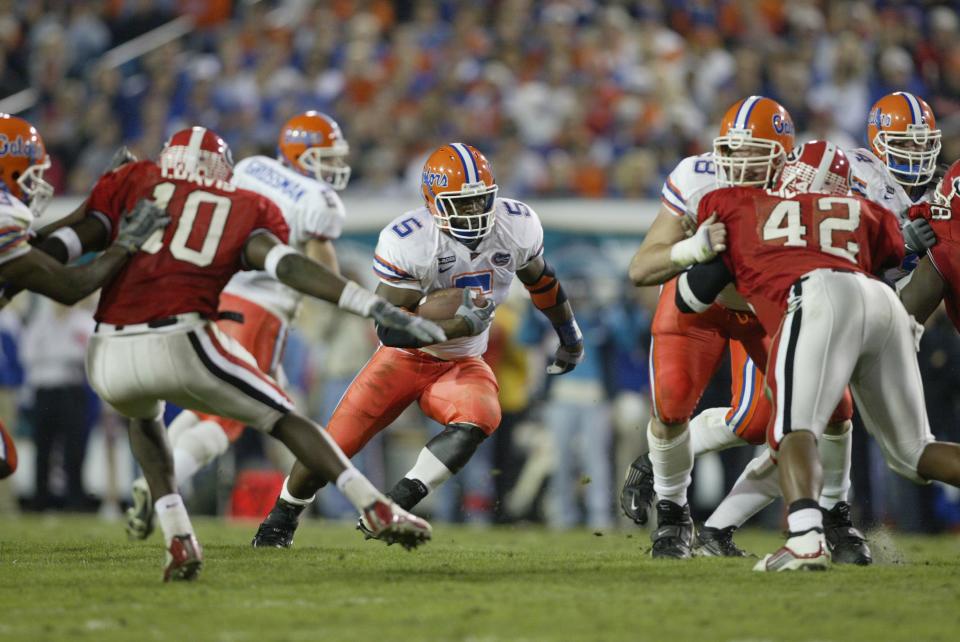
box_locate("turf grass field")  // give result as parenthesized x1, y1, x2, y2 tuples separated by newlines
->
(0, 515, 958, 641)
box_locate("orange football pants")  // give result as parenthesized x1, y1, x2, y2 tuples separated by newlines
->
(650, 279, 773, 445)
(195, 292, 288, 442)
(326, 347, 502, 458)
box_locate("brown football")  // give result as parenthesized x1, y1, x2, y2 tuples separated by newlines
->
(415, 288, 486, 320)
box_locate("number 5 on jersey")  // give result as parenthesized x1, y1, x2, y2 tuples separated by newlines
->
(144, 182, 231, 267)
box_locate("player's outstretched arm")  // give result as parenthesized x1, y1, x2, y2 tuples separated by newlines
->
(0, 199, 169, 305)
(898, 256, 946, 325)
(243, 233, 446, 343)
(627, 206, 726, 287)
(517, 255, 584, 375)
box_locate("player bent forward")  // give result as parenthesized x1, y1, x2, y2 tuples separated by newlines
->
(678, 140, 960, 570)
(253, 143, 585, 547)
(73, 127, 445, 580)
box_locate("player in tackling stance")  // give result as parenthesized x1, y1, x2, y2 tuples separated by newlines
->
(125, 111, 352, 540)
(252, 143, 584, 547)
(677, 141, 960, 570)
(75, 127, 445, 580)
(0, 114, 169, 479)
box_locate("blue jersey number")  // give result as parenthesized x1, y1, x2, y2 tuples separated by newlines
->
(693, 159, 715, 175)
(503, 200, 530, 217)
(391, 217, 423, 238)
(453, 271, 493, 294)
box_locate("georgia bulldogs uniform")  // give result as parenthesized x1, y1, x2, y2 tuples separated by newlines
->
(84, 159, 295, 430)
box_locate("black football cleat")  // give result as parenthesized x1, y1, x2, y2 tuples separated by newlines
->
(251, 498, 305, 548)
(822, 502, 872, 565)
(695, 525, 749, 557)
(650, 500, 694, 559)
(620, 454, 656, 525)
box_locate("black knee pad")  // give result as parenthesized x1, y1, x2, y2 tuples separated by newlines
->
(425, 423, 488, 473)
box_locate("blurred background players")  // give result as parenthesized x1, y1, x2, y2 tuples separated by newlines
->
(125, 111, 352, 540)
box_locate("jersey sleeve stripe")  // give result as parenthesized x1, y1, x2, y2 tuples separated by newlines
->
(660, 196, 686, 216)
(373, 254, 414, 279)
(373, 266, 417, 282)
(665, 178, 686, 203)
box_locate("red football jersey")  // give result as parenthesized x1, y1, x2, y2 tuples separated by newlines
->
(87, 161, 290, 324)
(909, 201, 960, 330)
(698, 187, 905, 334)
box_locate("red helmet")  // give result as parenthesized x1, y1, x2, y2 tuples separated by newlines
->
(714, 96, 796, 188)
(935, 159, 960, 208)
(773, 140, 851, 198)
(421, 143, 498, 241)
(0, 113, 53, 215)
(159, 126, 233, 183)
(867, 92, 941, 187)
(277, 111, 350, 190)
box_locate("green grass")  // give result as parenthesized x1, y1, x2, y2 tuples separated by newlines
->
(0, 516, 958, 642)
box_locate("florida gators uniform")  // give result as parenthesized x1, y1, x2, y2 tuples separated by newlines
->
(83, 160, 295, 430)
(654, 153, 771, 443)
(185, 155, 346, 441)
(324, 198, 543, 457)
(0, 190, 31, 478)
(698, 187, 935, 481)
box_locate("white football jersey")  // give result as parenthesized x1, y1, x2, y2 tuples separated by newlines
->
(659, 152, 720, 224)
(374, 198, 544, 360)
(846, 147, 932, 221)
(222, 156, 346, 321)
(0, 191, 33, 267)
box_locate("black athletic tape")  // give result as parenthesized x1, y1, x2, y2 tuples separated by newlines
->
(424, 423, 488, 473)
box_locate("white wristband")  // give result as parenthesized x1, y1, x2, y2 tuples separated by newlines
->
(264, 244, 299, 278)
(51, 227, 83, 263)
(669, 226, 713, 267)
(338, 280, 379, 317)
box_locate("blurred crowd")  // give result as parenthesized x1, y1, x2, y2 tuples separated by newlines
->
(4, 0, 960, 199)
(3, 1, 960, 533)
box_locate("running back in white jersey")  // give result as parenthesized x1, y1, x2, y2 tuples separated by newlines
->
(222, 155, 346, 320)
(0, 191, 33, 267)
(374, 198, 544, 360)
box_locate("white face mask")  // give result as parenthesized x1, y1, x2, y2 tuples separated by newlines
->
(17, 156, 53, 216)
(873, 125, 942, 187)
(433, 183, 499, 242)
(296, 142, 351, 190)
(713, 132, 786, 188)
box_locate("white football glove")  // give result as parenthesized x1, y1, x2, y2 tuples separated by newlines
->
(670, 214, 727, 267)
(456, 289, 496, 336)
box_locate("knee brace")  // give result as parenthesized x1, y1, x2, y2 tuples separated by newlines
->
(425, 423, 488, 474)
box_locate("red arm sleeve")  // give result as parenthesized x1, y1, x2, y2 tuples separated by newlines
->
(254, 195, 291, 244)
(870, 203, 906, 272)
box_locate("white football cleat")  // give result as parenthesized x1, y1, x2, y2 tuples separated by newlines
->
(753, 530, 830, 572)
(358, 499, 432, 550)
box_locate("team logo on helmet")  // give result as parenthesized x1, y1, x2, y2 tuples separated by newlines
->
(423, 172, 449, 188)
(0, 135, 41, 161)
(772, 114, 794, 135)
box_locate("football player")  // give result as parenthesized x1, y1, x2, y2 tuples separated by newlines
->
(621, 96, 856, 560)
(252, 143, 584, 547)
(124, 111, 352, 540)
(694, 92, 942, 561)
(0, 114, 168, 479)
(678, 140, 960, 571)
(63, 126, 445, 580)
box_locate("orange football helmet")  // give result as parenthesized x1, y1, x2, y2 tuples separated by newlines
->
(713, 96, 795, 188)
(867, 92, 941, 187)
(0, 113, 53, 215)
(277, 111, 350, 190)
(159, 126, 234, 182)
(421, 143, 498, 242)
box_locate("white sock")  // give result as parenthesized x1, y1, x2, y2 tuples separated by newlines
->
(647, 424, 693, 507)
(154, 493, 194, 545)
(689, 407, 745, 456)
(704, 449, 781, 529)
(336, 467, 384, 511)
(280, 476, 315, 506)
(787, 506, 823, 535)
(818, 426, 852, 510)
(405, 447, 453, 492)
(173, 449, 202, 488)
(170, 420, 229, 487)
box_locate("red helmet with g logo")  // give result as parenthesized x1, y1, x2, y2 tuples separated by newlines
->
(773, 140, 851, 199)
(160, 126, 234, 183)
